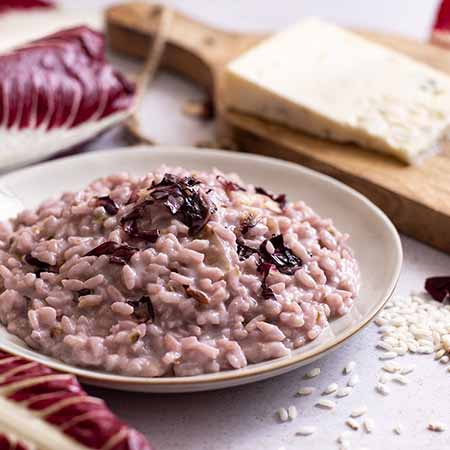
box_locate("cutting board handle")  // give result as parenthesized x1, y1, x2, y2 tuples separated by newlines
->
(106, 2, 263, 97)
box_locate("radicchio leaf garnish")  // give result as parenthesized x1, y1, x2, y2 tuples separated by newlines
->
(257, 262, 275, 299)
(425, 276, 450, 302)
(255, 187, 287, 209)
(127, 296, 155, 323)
(0, 26, 135, 168)
(120, 200, 160, 243)
(236, 238, 258, 261)
(0, 0, 53, 13)
(85, 241, 138, 265)
(24, 254, 55, 276)
(0, 351, 153, 450)
(96, 195, 119, 215)
(236, 233, 302, 298)
(216, 175, 246, 194)
(148, 173, 213, 235)
(78, 288, 92, 297)
(259, 234, 302, 275)
(183, 285, 210, 305)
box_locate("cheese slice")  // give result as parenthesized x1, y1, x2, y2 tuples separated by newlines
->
(225, 18, 450, 163)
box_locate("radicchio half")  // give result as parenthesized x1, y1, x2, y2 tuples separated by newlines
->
(0, 26, 135, 169)
(0, 351, 153, 450)
(431, 0, 450, 48)
(0, 0, 54, 13)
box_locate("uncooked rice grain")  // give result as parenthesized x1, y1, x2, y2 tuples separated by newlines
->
(400, 364, 415, 375)
(305, 368, 321, 379)
(315, 399, 336, 409)
(323, 382, 338, 395)
(346, 418, 360, 430)
(364, 418, 375, 433)
(336, 387, 352, 398)
(297, 426, 316, 436)
(288, 405, 298, 420)
(375, 383, 390, 395)
(379, 352, 398, 360)
(277, 407, 289, 422)
(347, 373, 360, 387)
(297, 387, 315, 396)
(343, 361, 356, 374)
(350, 406, 367, 418)
(391, 374, 409, 385)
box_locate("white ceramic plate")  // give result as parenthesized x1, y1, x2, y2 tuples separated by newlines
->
(0, 146, 402, 392)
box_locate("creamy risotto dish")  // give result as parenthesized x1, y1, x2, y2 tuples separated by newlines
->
(0, 167, 359, 377)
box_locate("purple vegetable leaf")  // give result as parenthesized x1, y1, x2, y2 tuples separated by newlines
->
(0, 0, 54, 13)
(425, 276, 450, 302)
(259, 234, 302, 275)
(216, 175, 246, 195)
(236, 238, 258, 261)
(96, 196, 119, 215)
(85, 241, 138, 265)
(127, 296, 155, 323)
(257, 262, 275, 299)
(0, 26, 135, 169)
(255, 187, 287, 209)
(149, 174, 213, 235)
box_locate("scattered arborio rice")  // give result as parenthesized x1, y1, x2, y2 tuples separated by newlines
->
(0, 167, 359, 377)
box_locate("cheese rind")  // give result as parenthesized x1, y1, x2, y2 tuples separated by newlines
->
(225, 18, 450, 163)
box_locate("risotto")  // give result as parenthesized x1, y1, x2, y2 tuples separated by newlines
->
(0, 167, 359, 377)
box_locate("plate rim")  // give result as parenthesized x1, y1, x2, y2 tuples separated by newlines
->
(0, 145, 403, 387)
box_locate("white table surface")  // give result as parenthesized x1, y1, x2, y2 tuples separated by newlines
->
(22, 1, 450, 449)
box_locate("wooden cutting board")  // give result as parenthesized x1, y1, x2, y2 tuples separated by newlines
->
(106, 2, 450, 254)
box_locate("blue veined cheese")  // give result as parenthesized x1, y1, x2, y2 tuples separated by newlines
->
(224, 18, 450, 163)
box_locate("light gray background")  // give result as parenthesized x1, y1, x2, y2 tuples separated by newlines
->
(37, 1, 450, 449)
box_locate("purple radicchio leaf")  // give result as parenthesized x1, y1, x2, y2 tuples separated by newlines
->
(255, 187, 287, 209)
(0, 26, 135, 169)
(425, 276, 450, 302)
(236, 238, 258, 261)
(236, 233, 301, 298)
(216, 175, 246, 195)
(257, 262, 275, 299)
(120, 200, 160, 243)
(259, 234, 302, 275)
(85, 241, 138, 265)
(24, 254, 56, 277)
(148, 173, 213, 235)
(127, 296, 155, 323)
(95, 196, 119, 215)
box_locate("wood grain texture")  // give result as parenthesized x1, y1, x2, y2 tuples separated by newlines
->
(107, 2, 450, 253)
